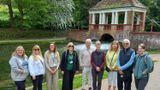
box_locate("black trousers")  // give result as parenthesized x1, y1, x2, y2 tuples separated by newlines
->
(15, 80, 25, 90)
(92, 69, 104, 90)
(135, 76, 149, 90)
(31, 75, 43, 90)
(117, 73, 132, 90)
(62, 70, 75, 90)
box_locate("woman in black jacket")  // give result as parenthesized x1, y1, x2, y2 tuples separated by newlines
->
(60, 42, 79, 90)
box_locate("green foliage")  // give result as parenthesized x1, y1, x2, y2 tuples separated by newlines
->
(139, 0, 160, 32)
(0, 0, 75, 30)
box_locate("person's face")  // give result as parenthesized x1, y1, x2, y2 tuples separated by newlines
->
(16, 48, 24, 57)
(112, 43, 118, 50)
(96, 43, 101, 50)
(34, 48, 40, 55)
(68, 45, 74, 51)
(137, 46, 145, 55)
(50, 44, 55, 51)
(86, 41, 91, 49)
(123, 42, 130, 49)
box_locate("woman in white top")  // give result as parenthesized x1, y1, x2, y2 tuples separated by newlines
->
(9, 46, 29, 90)
(28, 45, 45, 90)
(44, 42, 60, 90)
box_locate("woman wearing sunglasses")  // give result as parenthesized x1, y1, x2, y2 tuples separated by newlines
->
(60, 42, 79, 90)
(28, 45, 45, 90)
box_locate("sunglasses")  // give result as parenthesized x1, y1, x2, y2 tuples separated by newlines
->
(68, 45, 74, 47)
(34, 49, 40, 51)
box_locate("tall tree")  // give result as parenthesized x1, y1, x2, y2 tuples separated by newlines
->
(0, 0, 14, 28)
(14, 0, 25, 29)
(48, 0, 75, 29)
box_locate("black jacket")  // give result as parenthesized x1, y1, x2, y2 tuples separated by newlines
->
(60, 50, 79, 72)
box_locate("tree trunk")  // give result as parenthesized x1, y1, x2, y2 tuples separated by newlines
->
(16, 0, 24, 29)
(6, 0, 14, 28)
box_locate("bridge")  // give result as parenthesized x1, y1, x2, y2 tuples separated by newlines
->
(67, 0, 160, 49)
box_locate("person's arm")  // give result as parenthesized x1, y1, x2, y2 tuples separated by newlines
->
(117, 53, 121, 68)
(56, 52, 60, 70)
(120, 51, 136, 71)
(79, 49, 84, 67)
(112, 53, 119, 69)
(75, 52, 79, 71)
(9, 56, 23, 73)
(106, 52, 110, 68)
(100, 53, 106, 69)
(28, 56, 35, 77)
(91, 52, 97, 69)
(142, 55, 153, 75)
(44, 51, 52, 72)
(60, 52, 65, 71)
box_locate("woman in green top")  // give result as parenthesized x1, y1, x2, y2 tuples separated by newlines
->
(60, 42, 79, 90)
(106, 41, 120, 90)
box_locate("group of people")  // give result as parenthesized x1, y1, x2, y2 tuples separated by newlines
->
(9, 38, 154, 90)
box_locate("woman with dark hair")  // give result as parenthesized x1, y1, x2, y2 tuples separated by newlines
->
(134, 43, 153, 90)
(60, 42, 79, 90)
(44, 42, 60, 90)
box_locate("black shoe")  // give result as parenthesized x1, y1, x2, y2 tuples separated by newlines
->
(88, 87, 92, 90)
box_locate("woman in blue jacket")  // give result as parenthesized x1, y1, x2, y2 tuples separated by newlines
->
(134, 43, 153, 90)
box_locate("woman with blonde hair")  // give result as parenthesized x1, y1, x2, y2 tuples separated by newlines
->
(60, 42, 79, 90)
(106, 41, 120, 90)
(28, 45, 45, 90)
(44, 42, 60, 90)
(9, 46, 29, 90)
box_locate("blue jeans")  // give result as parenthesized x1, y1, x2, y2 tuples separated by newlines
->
(15, 80, 25, 90)
(135, 76, 149, 90)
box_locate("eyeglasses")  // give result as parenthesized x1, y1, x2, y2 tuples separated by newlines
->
(68, 45, 74, 47)
(124, 43, 129, 45)
(34, 49, 40, 51)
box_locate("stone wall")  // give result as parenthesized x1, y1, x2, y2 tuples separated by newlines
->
(67, 30, 160, 49)
(129, 32, 160, 50)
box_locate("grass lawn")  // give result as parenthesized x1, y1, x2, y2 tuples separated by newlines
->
(42, 73, 108, 90)
(0, 39, 68, 90)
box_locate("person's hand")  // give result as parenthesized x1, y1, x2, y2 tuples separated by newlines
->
(61, 71, 64, 75)
(110, 67, 113, 71)
(76, 71, 79, 73)
(51, 70, 56, 75)
(96, 67, 101, 72)
(118, 69, 124, 75)
(32, 76, 36, 80)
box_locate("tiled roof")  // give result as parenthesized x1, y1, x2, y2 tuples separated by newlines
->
(90, 0, 147, 11)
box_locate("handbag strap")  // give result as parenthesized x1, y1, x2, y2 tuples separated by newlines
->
(109, 52, 116, 66)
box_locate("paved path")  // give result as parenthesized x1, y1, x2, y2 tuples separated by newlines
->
(74, 54, 160, 90)
(0, 37, 66, 43)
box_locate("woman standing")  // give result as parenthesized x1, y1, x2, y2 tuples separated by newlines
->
(60, 42, 79, 90)
(9, 46, 29, 90)
(44, 42, 60, 90)
(28, 45, 45, 90)
(106, 41, 120, 90)
(134, 43, 153, 90)
(91, 41, 105, 90)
